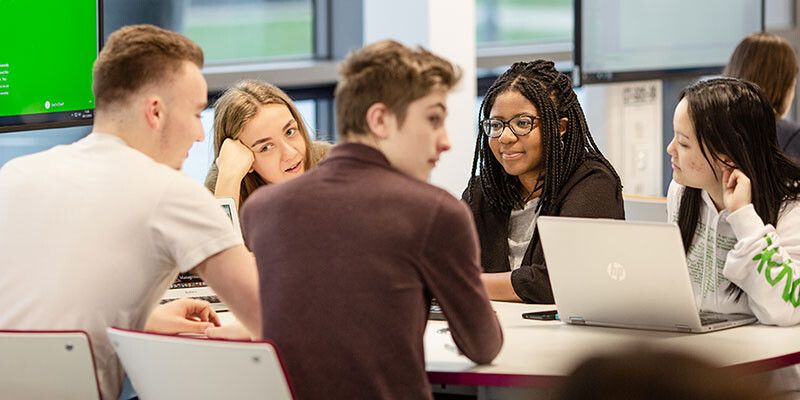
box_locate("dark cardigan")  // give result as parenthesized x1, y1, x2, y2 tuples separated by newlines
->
(777, 118, 800, 163)
(463, 157, 625, 303)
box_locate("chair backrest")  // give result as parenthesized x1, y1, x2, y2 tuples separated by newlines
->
(623, 194, 668, 222)
(0, 330, 101, 400)
(107, 327, 294, 400)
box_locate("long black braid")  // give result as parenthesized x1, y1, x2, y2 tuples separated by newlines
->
(466, 60, 621, 214)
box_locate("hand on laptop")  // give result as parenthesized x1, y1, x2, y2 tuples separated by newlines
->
(205, 321, 256, 341)
(145, 298, 221, 334)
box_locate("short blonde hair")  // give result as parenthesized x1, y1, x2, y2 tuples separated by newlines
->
(334, 40, 461, 139)
(93, 24, 203, 111)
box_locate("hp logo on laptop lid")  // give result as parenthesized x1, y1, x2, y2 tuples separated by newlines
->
(607, 262, 626, 281)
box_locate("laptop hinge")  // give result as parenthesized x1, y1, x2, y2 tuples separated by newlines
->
(569, 317, 586, 325)
(675, 324, 692, 332)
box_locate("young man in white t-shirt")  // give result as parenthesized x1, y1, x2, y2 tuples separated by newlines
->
(0, 25, 260, 400)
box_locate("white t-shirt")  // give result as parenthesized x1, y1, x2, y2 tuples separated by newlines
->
(0, 133, 242, 400)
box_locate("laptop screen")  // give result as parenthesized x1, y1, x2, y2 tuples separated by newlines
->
(221, 203, 233, 222)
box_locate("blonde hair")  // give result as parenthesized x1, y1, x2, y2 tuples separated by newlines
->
(93, 24, 203, 112)
(205, 80, 327, 204)
(335, 40, 461, 139)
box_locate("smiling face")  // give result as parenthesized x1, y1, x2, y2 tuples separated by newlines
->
(666, 98, 722, 191)
(487, 90, 544, 186)
(236, 103, 308, 184)
(380, 90, 451, 181)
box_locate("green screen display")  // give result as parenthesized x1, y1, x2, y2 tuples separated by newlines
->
(0, 0, 98, 128)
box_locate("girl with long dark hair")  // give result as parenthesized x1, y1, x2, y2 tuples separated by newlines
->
(667, 77, 800, 325)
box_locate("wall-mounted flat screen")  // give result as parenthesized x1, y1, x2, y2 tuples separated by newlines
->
(0, 0, 101, 133)
(574, 0, 762, 85)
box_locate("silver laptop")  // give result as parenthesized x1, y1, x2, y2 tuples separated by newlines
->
(160, 198, 242, 312)
(537, 216, 757, 333)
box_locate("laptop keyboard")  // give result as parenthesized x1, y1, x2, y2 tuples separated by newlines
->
(699, 311, 728, 326)
(428, 299, 446, 321)
(160, 295, 221, 305)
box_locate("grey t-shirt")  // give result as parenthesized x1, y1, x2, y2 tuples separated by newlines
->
(508, 198, 540, 270)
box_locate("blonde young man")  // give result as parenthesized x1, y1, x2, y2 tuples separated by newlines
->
(241, 40, 503, 400)
(0, 25, 260, 399)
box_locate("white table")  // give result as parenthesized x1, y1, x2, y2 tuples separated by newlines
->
(425, 301, 800, 391)
(220, 301, 800, 398)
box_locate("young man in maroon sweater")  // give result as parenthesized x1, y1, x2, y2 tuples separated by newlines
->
(241, 40, 503, 400)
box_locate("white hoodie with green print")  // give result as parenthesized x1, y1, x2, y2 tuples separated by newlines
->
(667, 181, 800, 326)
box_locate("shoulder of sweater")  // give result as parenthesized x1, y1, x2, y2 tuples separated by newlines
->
(403, 176, 461, 204)
(777, 117, 800, 133)
(573, 157, 616, 177)
(558, 157, 619, 195)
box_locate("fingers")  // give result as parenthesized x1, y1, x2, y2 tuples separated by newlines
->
(204, 325, 226, 339)
(223, 138, 251, 155)
(172, 319, 215, 334)
(179, 299, 220, 325)
(172, 298, 211, 313)
(722, 168, 732, 189)
(204, 322, 254, 340)
(728, 169, 750, 189)
(723, 168, 749, 190)
(165, 298, 218, 323)
(217, 138, 255, 175)
(199, 306, 221, 326)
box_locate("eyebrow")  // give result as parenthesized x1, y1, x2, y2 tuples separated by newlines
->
(490, 112, 537, 120)
(248, 118, 296, 149)
(675, 131, 690, 139)
(429, 103, 447, 113)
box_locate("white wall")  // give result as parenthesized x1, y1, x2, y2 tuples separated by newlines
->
(582, 80, 663, 196)
(363, 0, 477, 197)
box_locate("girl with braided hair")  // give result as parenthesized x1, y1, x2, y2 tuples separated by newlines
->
(463, 60, 624, 303)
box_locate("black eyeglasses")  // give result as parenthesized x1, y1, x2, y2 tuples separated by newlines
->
(480, 115, 540, 138)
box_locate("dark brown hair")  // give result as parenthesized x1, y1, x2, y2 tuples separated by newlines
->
(334, 40, 461, 139)
(724, 32, 798, 116)
(92, 24, 204, 111)
(558, 348, 765, 400)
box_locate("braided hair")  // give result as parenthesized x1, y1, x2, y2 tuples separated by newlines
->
(467, 60, 621, 214)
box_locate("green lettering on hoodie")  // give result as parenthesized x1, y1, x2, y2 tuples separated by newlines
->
(753, 235, 800, 307)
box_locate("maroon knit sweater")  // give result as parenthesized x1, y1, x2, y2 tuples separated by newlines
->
(241, 143, 503, 400)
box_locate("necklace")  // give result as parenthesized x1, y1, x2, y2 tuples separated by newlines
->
(522, 178, 545, 204)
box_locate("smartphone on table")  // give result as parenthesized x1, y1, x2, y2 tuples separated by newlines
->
(522, 309, 559, 321)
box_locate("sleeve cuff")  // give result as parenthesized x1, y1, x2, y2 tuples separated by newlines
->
(509, 268, 529, 302)
(176, 233, 243, 273)
(726, 204, 765, 241)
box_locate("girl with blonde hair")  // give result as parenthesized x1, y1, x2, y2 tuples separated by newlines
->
(206, 80, 331, 206)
